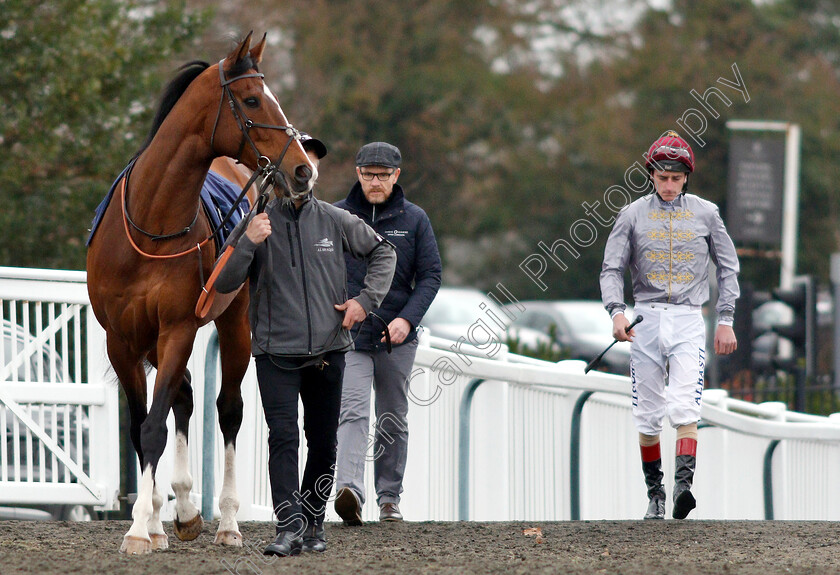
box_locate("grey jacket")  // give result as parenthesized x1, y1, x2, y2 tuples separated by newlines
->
(600, 192, 740, 322)
(215, 194, 396, 357)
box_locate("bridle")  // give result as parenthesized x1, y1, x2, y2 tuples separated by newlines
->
(209, 59, 301, 180)
(122, 59, 305, 259)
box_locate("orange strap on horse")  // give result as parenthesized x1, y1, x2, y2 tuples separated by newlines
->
(195, 245, 234, 319)
(120, 171, 262, 319)
(194, 189, 269, 319)
(120, 178, 212, 260)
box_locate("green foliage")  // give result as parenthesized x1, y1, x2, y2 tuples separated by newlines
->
(727, 372, 840, 416)
(2, 0, 839, 299)
(279, 1, 550, 225)
(505, 322, 568, 362)
(0, 0, 208, 270)
(504, 334, 568, 363)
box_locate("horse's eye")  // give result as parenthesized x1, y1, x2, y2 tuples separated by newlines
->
(243, 97, 260, 108)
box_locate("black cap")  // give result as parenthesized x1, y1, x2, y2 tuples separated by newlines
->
(355, 142, 401, 169)
(300, 133, 327, 159)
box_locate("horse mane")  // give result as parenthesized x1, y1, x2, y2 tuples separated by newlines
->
(133, 54, 262, 159)
(133, 60, 210, 158)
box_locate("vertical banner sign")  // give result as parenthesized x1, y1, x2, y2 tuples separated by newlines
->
(726, 137, 785, 245)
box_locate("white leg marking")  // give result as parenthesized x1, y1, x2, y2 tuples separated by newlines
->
(171, 432, 199, 522)
(147, 483, 169, 550)
(215, 443, 242, 545)
(121, 464, 154, 553)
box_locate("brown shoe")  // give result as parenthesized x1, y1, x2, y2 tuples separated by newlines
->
(379, 502, 403, 522)
(334, 487, 363, 526)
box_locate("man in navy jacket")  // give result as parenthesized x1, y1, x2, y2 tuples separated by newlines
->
(333, 141, 442, 524)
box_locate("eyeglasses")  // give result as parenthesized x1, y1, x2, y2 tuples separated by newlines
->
(359, 171, 394, 182)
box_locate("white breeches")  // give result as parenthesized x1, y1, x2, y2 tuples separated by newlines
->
(630, 302, 706, 436)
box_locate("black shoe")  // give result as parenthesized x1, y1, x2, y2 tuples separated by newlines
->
(263, 531, 302, 557)
(334, 487, 363, 526)
(379, 502, 403, 522)
(301, 524, 326, 553)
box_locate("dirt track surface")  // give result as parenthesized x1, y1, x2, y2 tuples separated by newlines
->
(1, 519, 839, 574)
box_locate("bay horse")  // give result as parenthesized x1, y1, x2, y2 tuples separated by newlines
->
(86, 33, 316, 554)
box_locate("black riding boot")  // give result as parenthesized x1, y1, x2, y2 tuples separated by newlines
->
(672, 454, 697, 519)
(642, 459, 666, 520)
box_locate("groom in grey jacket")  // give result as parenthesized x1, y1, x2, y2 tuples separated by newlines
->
(216, 134, 396, 556)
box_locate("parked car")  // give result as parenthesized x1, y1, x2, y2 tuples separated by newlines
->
(420, 287, 559, 356)
(504, 300, 633, 375)
(1, 319, 97, 521)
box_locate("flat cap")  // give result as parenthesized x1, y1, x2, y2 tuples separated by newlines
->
(355, 141, 401, 169)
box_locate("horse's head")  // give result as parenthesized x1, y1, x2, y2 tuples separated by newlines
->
(209, 32, 316, 200)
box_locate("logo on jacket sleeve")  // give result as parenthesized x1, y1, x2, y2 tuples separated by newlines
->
(314, 237, 334, 252)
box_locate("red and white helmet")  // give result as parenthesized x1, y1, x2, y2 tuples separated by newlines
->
(644, 131, 695, 173)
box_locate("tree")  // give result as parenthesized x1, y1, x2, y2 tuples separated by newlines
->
(6, 0, 839, 297)
(0, 0, 208, 270)
(196, 0, 567, 297)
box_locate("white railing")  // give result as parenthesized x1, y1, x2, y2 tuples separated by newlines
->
(191, 329, 840, 523)
(406, 335, 840, 521)
(4, 266, 839, 523)
(0, 267, 119, 511)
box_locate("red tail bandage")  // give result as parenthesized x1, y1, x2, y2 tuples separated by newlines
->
(676, 438, 697, 457)
(640, 443, 661, 463)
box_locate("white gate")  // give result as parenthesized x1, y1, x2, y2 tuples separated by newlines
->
(0, 267, 119, 512)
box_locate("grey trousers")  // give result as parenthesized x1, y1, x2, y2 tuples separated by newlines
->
(335, 338, 418, 507)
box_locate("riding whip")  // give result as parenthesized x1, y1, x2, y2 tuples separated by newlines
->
(584, 315, 644, 374)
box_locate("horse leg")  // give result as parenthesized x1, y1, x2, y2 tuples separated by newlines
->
(146, 349, 204, 542)
(123, 331, 196, 552)
(133, 349, 169, 550)
(170, 369, 204, 541)
(106, 337, 157, 555)
(212, 304, 250, 546)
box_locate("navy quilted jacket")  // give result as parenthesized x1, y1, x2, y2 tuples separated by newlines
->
(335, 182, 442, 351)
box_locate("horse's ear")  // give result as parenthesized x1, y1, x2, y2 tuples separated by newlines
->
(229, 31, 254, 65)
(249, 33, 267, 64)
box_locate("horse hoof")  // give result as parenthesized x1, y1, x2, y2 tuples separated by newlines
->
(120, 535, 152, 555)
(150, 533, 169, 550)
(214, 530, 243, 546)
(173, 513, 204, 541)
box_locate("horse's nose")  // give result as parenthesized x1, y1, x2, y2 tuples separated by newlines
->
(295, 164, 312, 184)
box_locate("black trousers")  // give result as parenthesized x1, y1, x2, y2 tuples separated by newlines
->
(255, 351, 345, 534)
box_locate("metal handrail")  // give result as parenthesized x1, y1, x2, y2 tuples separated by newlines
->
(569, 391, 594, 520)
(457, 378, 486, 520)
(201, 330, 220, 521)
(763, 440, 781, 519)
